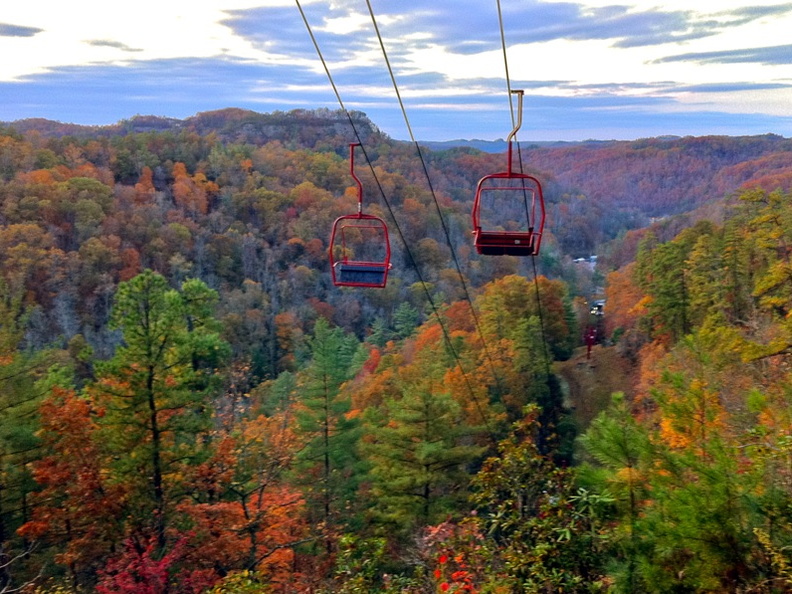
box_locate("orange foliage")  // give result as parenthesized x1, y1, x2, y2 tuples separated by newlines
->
(18, 169, 56, 185)
(604, 262, 646, 336)
(20, 387, 124, 572)
(134, 166, 156, 203)
(444, 300, 476, 333)
(414, 323, 443, 353)
(634, 340, 668, 414)
(349, 364, 399, 410)
(172, 161, 208, 215)
(274, 311, 302, 371)
(443, 365, 495, 427)
(656, 378, 726, 458)
(119, 247, 141, 281)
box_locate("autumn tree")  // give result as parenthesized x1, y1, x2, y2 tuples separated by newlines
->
(19, 387, 123, 589)
(0, 283, 57, 591)
(175, 414, 308, 589)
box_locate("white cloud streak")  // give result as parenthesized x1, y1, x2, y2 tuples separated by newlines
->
(1, 0, 791, 138)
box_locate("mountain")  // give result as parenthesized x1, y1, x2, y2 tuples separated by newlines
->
(420, 138, 604, 153)
(1, 107, 383, 147)
(3, 108, 791, 261)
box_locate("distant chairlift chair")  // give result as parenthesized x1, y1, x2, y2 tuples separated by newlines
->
(329, 143, 391, 288)
(472, 90, 546, 256)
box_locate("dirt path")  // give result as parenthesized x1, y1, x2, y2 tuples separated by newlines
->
(553, 344, 636, 432)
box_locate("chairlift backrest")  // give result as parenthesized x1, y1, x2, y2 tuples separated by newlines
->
(329, 143, 391, 288)
(471, 90, 545, 256)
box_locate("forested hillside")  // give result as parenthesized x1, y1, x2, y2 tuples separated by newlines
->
(0, 108, 791, 592)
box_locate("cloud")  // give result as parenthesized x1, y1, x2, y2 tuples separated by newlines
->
(364, 2, 792, 55)
(86, 40, 143, 52)
(0, 57, 335, 124)
(0, 23, 43, 37)
(222, 5, 329, 60)
(656, 44, 792, 66)
(674, 81, 792, 93)
(357, 2, 721, 51)
(719, 3, 792, 26)
(4, 53, 789, 143)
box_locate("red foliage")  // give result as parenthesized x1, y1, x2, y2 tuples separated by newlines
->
(96, 536, 217, 594)
(19, 387, 124, 573)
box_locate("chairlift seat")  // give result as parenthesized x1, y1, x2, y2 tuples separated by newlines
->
(334, 262, 389, 287)
(474, 231, 537, 256)
(470, 89, 545, 257)
(328, 144, 391, 288)
(472, 171, 544, 257)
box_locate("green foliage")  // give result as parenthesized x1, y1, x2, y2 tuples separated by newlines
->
(393, 302, 421, 339)
(96, 270, 229, 547)
(325, 535, 389, 593)
(0, 279, 67, 591)
(208, 571, 272, 593)
(364, 381, 484, 533)
(293, 318, 366, 531)
(468, 407, 609, 591)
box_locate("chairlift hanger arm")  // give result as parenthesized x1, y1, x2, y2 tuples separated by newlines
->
(506, 89, 523, 175)
(349, 142, 363, 216)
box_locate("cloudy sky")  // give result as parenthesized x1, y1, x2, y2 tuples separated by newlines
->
(1, 0, 791, 141)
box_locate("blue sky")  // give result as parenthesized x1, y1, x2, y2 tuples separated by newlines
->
(1, 0, 791, 141)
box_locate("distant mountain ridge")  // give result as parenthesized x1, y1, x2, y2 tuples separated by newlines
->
(1, 107, 383, 146)
(4, 107, 791, 230)
(0, 108, 651, 151)
(420, 138, 615, 153)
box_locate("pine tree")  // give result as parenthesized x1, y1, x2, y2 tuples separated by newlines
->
(580, 393, 653, 592)
(364, 367, 484, 534)
(292, 319, 366, 540)
(92, 270, 228, 552)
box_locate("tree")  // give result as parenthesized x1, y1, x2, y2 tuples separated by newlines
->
(421, 407, 610, 593)
(292, 319, 365, 543)
(363, 352, 485, 534)
(91, 270, 228, 552)
(176, 414, 308, 588)
(476, 274, 576, 361)
(19, 387, 123, 589)
(580, 393, 653, 592)
(635, 223, 718, 343)
(0, 283, 56, 591)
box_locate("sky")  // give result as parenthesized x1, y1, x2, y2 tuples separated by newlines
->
(1, 0, 791, 141)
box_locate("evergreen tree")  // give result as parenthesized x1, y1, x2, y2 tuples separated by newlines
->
(92, 270, 228, 551)
(393, 302, 421, 340)
(293, 318, 366, 540)
(580, 393, 653, 592)
(364, 366, 484, 534)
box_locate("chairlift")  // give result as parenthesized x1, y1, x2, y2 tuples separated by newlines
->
(329, 143, 391, 288)
(472, 90, 545, 256)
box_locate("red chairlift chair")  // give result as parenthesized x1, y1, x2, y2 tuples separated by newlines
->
(472, 90, 545, 256)
(329, 143, 391, 288)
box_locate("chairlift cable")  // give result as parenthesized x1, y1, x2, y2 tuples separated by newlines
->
(496, 0, 553, 377)
(496, 0, 515, 126)
(364, 0, 510, 416)
(296, 0, 498, 442)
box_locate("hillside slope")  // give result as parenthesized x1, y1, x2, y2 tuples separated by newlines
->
(554, 344, 636, 430)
